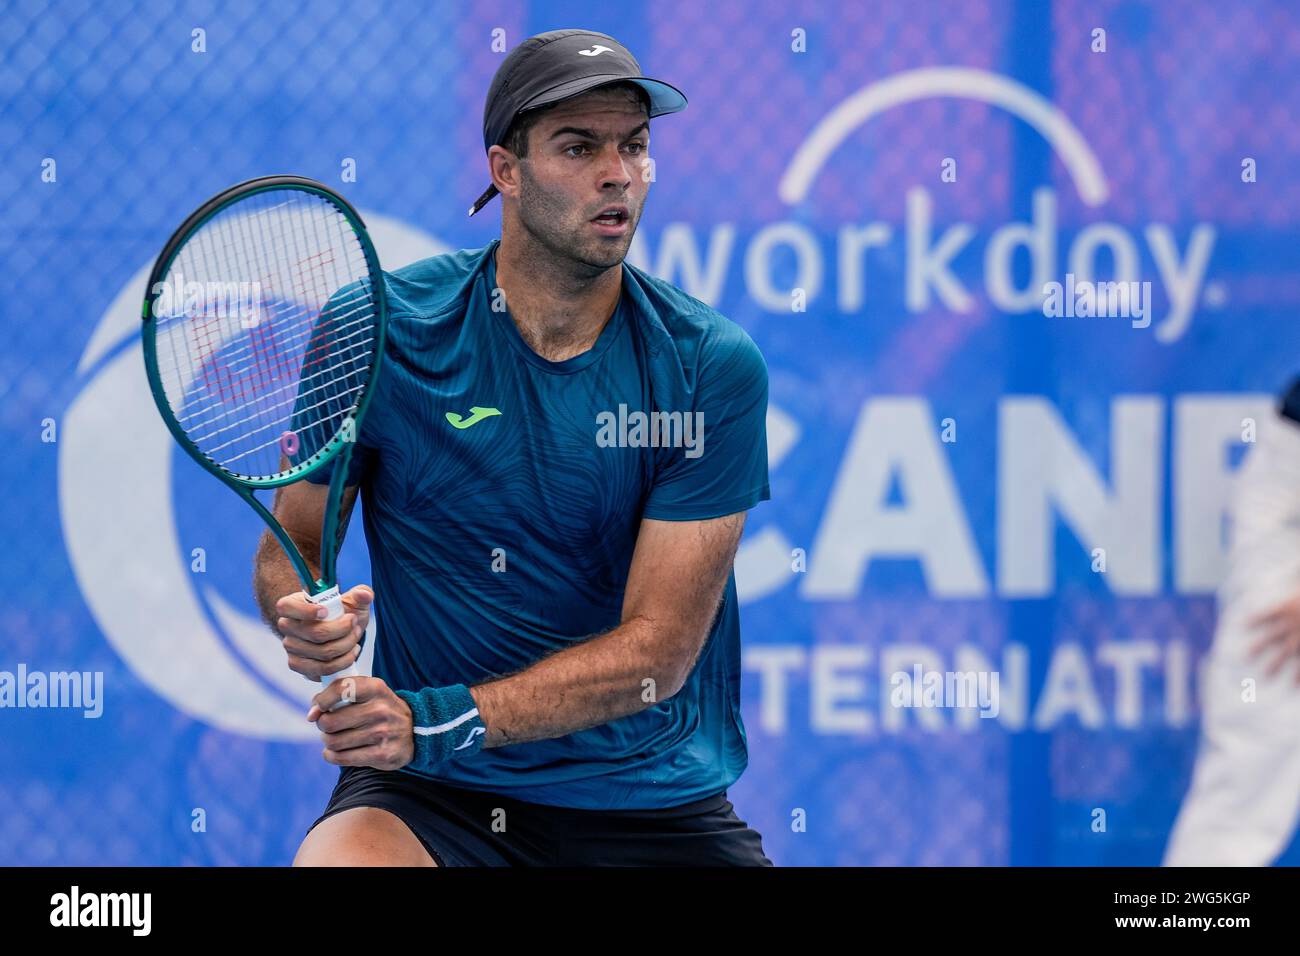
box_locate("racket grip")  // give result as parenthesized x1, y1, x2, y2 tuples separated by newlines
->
(308, 585, 359, 700)
(308, 584, 345, 621)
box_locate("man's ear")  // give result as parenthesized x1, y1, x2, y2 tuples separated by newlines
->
(487, 145, 522, 201)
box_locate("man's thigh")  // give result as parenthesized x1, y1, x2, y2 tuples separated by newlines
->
(294, 806, 437, 867)
(302, 767, 515, 866)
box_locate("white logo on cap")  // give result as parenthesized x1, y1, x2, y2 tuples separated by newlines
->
(578, 44, 614, 56)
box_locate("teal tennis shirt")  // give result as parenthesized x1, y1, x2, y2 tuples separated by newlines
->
(307, 239, 770, 809)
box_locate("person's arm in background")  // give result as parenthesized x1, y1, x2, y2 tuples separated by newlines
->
(1163, 383, 1300, 865)
(1247, 382, 1300, 683)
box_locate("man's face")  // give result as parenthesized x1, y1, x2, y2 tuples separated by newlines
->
(512, 87, 651, 272)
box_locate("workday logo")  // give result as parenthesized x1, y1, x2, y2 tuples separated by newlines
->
(58, 213, 446, 741)
(630, 66, 1219, 343)
(779, 67, 1216, 342)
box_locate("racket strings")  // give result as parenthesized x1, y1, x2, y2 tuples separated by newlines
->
(186, 337, 377, 452)
(166, 304, 375, 430)
(163, 286, 375, 401)
(150, 188, 379, 480)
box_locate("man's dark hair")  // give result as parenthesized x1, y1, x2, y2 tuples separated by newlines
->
(501, 81, 650, 158)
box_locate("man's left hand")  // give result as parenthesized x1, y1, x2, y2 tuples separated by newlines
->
(308, 677, 415, 770)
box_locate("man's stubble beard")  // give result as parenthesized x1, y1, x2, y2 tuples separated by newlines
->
(515, 164, 643, 276)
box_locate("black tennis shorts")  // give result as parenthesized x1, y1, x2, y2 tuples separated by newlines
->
(307, 766, 774, 866)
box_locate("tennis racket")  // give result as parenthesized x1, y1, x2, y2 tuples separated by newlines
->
(141, 174, 388, 690)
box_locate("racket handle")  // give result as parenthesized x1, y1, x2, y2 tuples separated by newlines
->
(309, 584, 345, 620)
(308, 585, 359, 700)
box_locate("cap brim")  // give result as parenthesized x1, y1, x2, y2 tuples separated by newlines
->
(521, 74, 688, 118)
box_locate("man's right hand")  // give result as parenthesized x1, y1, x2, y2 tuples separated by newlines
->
(275, 585, 374, 680)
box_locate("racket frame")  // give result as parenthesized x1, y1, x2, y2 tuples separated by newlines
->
(140, 174, 388, 602)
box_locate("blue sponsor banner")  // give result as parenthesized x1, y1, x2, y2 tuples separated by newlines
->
(2, 0, 1299, 865)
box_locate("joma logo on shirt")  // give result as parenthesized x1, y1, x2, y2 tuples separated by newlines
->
(446, 406, 502, 429)
(596, 404, 705, 459)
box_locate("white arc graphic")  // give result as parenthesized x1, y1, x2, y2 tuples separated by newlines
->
(779, 67, 1109, 207)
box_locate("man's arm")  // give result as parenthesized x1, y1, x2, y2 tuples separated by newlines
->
(470, 511, 746, 747)
(307, 510, 748, 769)
(253, 482, 372, 679)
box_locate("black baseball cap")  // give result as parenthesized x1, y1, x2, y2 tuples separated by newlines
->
(468, 29, 688, 216)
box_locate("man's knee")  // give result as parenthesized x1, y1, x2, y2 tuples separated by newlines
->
(294, 807, 437, 867)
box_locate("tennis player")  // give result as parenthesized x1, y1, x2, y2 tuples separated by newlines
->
(254, 29, 773, 866)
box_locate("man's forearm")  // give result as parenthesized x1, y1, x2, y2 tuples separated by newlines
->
(467, 616, 691, 748)
(252, 481, 353, 637)
(253, 530, 318, 636)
